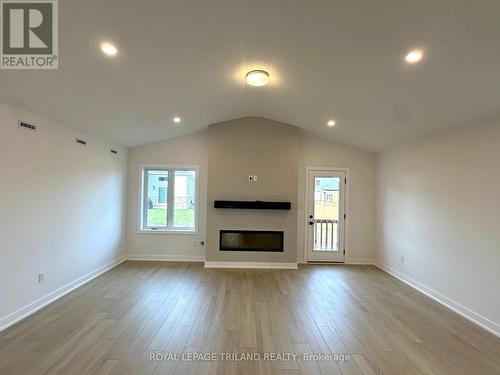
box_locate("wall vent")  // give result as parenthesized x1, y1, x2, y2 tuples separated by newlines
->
(75, 138, 87, 145)
(110, 149, 118, 155)
(18, 121, 36, 131)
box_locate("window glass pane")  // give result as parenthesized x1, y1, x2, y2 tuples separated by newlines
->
(173, 170, 195, 228)
(146, 170, 168, 227)
(313, 177, 340, 251)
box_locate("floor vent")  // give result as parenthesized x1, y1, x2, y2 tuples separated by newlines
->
(18, 121, 36, 131)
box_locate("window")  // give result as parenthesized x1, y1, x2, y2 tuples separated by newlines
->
(140, 166, 197, 232)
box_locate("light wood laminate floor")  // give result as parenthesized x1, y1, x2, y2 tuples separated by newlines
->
(1, 261, 499, 375)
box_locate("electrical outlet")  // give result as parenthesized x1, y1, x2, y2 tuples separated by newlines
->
(38, 272, 44, 283)
(253, 175, 258, 182)
(401, 255, 405, 263)
(248, 175, 253, 182)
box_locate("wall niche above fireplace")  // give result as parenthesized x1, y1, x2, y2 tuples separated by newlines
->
(219, 230, 284, 252)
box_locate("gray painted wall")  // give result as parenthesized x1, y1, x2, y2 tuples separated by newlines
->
(375, 120, 500, 334)
(125, 117, 376, 263)
(206, 118, 300, 263)
(298, 132, 376, 263)
(126, 131, 208, 260)
(0, 102, 127, 329)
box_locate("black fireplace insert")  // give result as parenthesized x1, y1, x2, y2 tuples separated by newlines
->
(219, 230, 284, 252)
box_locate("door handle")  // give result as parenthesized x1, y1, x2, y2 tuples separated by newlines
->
(309, 221, 314, 225)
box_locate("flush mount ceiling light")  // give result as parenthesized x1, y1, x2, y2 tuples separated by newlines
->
(100, 42, 118, 56)
(327, 120, 336, 127)
(173, 116, 181, 124)
(405, 49, 423, 64)
(246, 70, 270, 87)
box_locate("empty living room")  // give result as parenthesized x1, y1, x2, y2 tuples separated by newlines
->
(1, 0, 500, 374)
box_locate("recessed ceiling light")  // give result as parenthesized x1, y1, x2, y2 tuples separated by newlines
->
(173, 116, 181, 123)
(405, 49, 423, 64)
(100, 42, 118, 56)
(327, 120, 336, 127)
(246, 70, 269, 87)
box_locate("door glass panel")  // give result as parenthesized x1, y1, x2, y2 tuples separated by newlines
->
(147, 170, 168, 227)
(313, 177, 340, 251)
(173, 170, 196, 228)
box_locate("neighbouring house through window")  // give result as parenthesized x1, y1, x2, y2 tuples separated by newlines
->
(140, 166, 197, 232)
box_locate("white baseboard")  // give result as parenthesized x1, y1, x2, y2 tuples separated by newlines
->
(346, 258, 375, 265)
(374, 261, 500, 338)
(297, 258, 375, 265)
(204, 261, 298, 269)
(7, 256, 496, 339)
(0, 257, 126, 332)
(125, 254, 205, 262)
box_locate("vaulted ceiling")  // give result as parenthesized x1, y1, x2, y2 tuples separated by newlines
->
(1, 0, 500, 151)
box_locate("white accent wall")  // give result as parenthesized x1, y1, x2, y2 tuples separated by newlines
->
(0, 103, 127, 330)
(375, 121, 500, 336)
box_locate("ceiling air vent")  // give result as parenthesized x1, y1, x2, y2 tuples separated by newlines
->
(75, 138, 87, 146)
(18, 121, 36, 131)
(110, 149, 118, 155)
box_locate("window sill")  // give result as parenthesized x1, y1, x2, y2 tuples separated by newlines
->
(138, 229, 197, 235)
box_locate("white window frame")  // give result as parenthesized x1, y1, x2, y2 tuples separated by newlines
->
(138, 164, 199, 234)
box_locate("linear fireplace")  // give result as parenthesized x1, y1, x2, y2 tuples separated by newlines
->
(219, 230, 284, 252)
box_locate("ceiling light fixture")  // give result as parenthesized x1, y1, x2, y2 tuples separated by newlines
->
(327, 120, 336, 127)
(100, 42, 118, 56)
(405, 49, 423, 64)
(173, 116, 181, 123)
(246, 70, 270, 87)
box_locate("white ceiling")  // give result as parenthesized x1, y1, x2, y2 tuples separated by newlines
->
(1, 0, 500, 151)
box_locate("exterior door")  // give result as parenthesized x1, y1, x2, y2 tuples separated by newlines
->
(306, 169, 346, 262)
